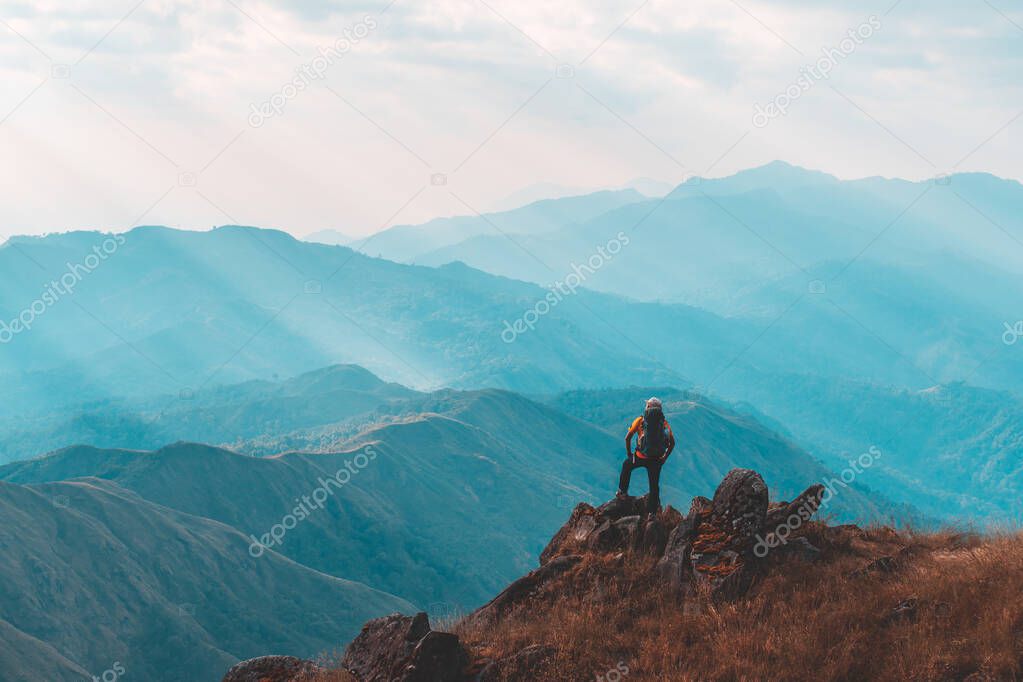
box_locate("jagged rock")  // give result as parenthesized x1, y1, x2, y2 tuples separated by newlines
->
(598, 494, 650, 520)
(539, 503, 597, 565)
(540, 495, 657, 563)
(587, 519, 621, 552)
(764, 484, 826, 531)
(655, 510, 698, 595)
(467, 555, 582, 628)
(687, 469, 769, 598)
(475, 644, 556, 681)
(689, 496, 712, 516)
(406, 611, 431, 641)
(638, 516, 670, 556)
(405, 631, 467, 682)
(221, 655, 320, 682)
(666, 472, 826, 601)
(341, 612, 467, 682)
(613, 514, 644, 548)
(710, 468, 769, 542)
(547, 471, 831, 604)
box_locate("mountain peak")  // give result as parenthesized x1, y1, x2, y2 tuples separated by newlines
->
(676, 160, 839, 193)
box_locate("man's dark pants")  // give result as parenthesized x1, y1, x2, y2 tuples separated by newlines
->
(618, 456, 663, 514)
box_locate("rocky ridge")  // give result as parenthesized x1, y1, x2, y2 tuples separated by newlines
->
(223, 468, 829, 681)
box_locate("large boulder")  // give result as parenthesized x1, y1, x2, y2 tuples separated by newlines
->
(222, 655, 321, 682)
(539, 495, 654, 564)
(683, 469, 824, 599)
(764, 484, 826, 532)
(341, 612, 467, 682)
(710, 468, 769, 543)
(655, 510, 699, 595)
(687, 469, 769, 595)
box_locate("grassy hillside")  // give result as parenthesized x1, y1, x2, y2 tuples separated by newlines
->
(454, 524, 1022, 681)
(0, 477, 411, 682)
(0, 384, 899, 614)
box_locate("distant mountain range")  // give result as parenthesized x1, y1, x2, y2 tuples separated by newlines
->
(2, 204, 1016, 427)
(2, 162, 1021, 679)
(0, 363, 417, 463)
(342, 188, 645, 264)
(339, 162, 1022, 394)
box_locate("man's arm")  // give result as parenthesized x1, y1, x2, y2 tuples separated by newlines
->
(625, 419, 639, 460)
(662, 425, 675, 462)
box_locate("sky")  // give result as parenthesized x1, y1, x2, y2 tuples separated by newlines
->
(1, 0, 1021, 238)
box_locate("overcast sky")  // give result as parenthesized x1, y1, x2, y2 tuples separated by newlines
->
(1, 0, 1021, 237)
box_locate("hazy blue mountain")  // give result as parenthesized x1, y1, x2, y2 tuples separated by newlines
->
(0, 476, 411, 682)
(488, 179, 670, 211)
(719, 372, 1023, 523)
(2, 221, 1018, 471)
(303, 228, 361, 246)
(0, 364, 418, 464)
(0, 224, 707, 413)
(355, 189, 644, 262)
(0, 223, 980, 424)
(416, 188, 874, 304)
(398, 162, 1023, 394)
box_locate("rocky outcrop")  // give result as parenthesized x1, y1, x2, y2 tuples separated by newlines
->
(222, 655, 321, 681)
(223, 470, 831, 681)
(539, 494, 683, 565)
(540, 469, 828, 602)
(764, 483, 826, 531)
(655, 509, 700, 595)
(341, 612, 468, 682)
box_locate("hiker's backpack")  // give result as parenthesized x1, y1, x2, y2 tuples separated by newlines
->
(638, 408, 668, 458)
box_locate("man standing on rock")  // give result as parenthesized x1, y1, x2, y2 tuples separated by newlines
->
(618, 397, 675, 514)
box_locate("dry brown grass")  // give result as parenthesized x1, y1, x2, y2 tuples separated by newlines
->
(454, 525, 1023, 682)
(305, 672, 357, 682)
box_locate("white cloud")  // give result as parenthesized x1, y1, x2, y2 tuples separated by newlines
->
(0, 0, 1021, 236)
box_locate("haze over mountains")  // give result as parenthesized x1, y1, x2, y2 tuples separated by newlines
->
(339, 162, 1021, 393)
(2, 162, 1021, 680)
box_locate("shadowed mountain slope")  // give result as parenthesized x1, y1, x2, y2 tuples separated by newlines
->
(0, 477, 411, 682)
